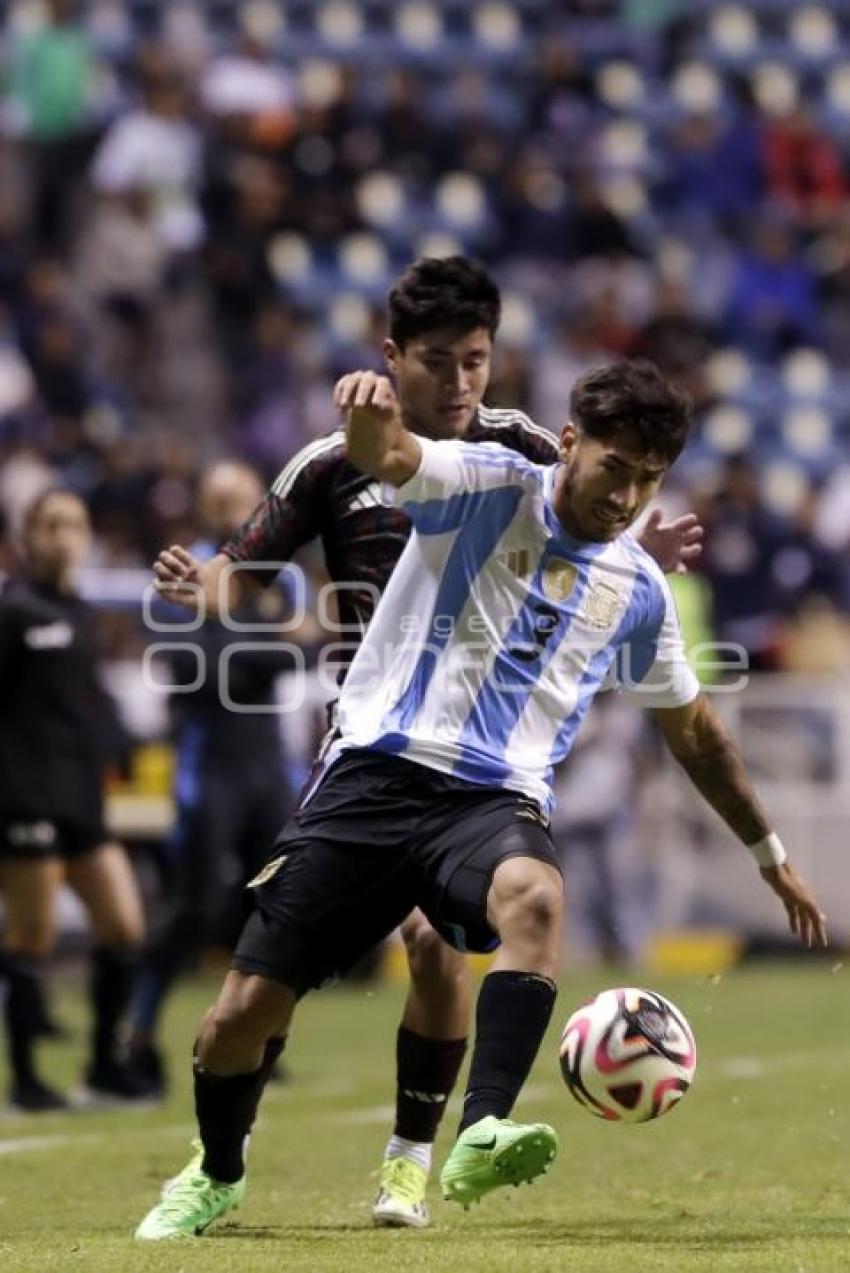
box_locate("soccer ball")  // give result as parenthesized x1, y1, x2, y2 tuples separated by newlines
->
(559, 987, 696, 1123)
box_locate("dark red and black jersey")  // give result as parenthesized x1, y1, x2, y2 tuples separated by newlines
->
(223, 406, 559, 671)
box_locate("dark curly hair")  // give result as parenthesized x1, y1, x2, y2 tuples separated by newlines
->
(569, 360, 691, 465)
(388, 256, 501, 348)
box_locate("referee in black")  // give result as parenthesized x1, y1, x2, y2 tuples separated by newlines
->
(0, 488, 147, 1109)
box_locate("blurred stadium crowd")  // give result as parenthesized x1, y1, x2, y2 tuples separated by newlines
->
(0, 0, 849, 674)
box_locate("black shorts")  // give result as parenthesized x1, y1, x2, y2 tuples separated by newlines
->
(0, 817, 106, 862)
(233, 749, 561, 995)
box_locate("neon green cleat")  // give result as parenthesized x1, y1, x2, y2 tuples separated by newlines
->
(135, 1143, 245, 1240)
(372, 1156, 430, 1228)
(440, 1116, 558, 1209)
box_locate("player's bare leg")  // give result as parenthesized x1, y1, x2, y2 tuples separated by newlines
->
(66, 841, 148, 1102)
(373, 910, 471, 1227)
(136, 970, 295, 1240)
(441, 857, 563, 1207)
(0, 856, 67, 1110)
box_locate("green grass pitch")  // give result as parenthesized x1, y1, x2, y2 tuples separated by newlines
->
(1, 964, 847, 1272)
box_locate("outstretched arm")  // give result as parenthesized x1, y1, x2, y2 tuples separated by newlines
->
(335, 371, 421, 485)
(654, 694, 828, 949)
(152, 548, 258, 615)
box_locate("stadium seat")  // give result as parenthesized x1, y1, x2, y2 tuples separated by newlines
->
(328, 292, 372, 344)
(317, 1, 365, 47)
(707, 6, 759, 62)
(781, 348, 832, 398)
(162, 3, 211, 64)
(414, 231, 464, 259)
(498, 291, 537, 348)
(670, 62, 724, 115)
(823, 63, 850, 116)
(598, 120, 650, 172)
(781, 405, 835, 458)
(787, 6, 838, 63)
(87, 0, 134, 56)
(702, 405, 755, 454)
(435, 172, 487, 231)
(267, 232, 314, 287)
(297, 59, 345, 109)
(595, 61, 646, 112)
(704, 349, 754, 398)
(601, 174, 649, 219)
(761, 459, 811, 516)
(472, 3, 522, 52)
(338, 232, 390, 291)
(394, 2, 443, 51)
(751, 63, 799, 116)
(356, 172, 406, 232)
(240, 0, 287, 42)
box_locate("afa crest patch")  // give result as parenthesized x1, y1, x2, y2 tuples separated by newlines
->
(580, 579, 624, 630)
(542, 557, 578, 604)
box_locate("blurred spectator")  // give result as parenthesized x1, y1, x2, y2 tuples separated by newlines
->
(551, 695, 651, 966)
(0, 0, 844, 641)
(762, 107, 845, 230)
(233, 302, 312, 471)
(633, 279, 715, 403)
(5, 0, 101, 252)
(26, 311, 90, 421)
(725, 218, 819, 358)
(661, 110, 763, 228)
(201, 24, 296, 152)
(203, 158, 291, 361)
(127, 461, 300, 1095)
(91, 57, 203, 254)
(74, 188, 168, 397)
(696, 456, 842, 670)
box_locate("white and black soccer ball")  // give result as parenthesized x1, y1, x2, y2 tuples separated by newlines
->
(559, 987, 697, 1123)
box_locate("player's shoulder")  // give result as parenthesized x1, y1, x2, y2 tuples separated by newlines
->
(472, 405, 559, 463)
(615, 531, 673, 616)
(615, 530, 666, 583)
(268, 429, 346, 499)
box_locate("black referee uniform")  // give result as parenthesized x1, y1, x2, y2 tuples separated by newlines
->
(0, 575, 118, 859)
(0, 572, 141, 1106)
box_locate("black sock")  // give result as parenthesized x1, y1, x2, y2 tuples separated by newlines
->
(394, 1027, 467, 1143)
(459, 970, 557, 1134)
(90, 944, 140, 1072)
(1, 951, 45, 1087)
(195, 1036, 285, 1183)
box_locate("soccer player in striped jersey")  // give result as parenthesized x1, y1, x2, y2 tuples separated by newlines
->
(137, 357, 826, 1241)
(142, 258, 701, 1232)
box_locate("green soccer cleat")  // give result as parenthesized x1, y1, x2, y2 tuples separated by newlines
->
(372, 1156, 430, 1228)
(134, 1143, 245, 1240)
(440, 1115, 558, 1209)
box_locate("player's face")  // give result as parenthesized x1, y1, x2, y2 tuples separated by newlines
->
(384, 326, 492, 440)
(555, 423, 668, 542)
(25, 493, 91, 581)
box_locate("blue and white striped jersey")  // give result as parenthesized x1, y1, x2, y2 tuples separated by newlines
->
(332, 437, 700, 815)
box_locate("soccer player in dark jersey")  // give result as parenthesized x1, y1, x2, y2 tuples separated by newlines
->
(147, 257, 702, 1225)
(0, 490, 147, 1110)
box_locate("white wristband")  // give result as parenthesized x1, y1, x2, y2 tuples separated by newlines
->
(747, 833, 788, 869)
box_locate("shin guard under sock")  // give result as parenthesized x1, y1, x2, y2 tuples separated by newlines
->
(195, 1036, 285, 1183)
(459, 970, 556, 1133)
(394, 1026, 467, 1143)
